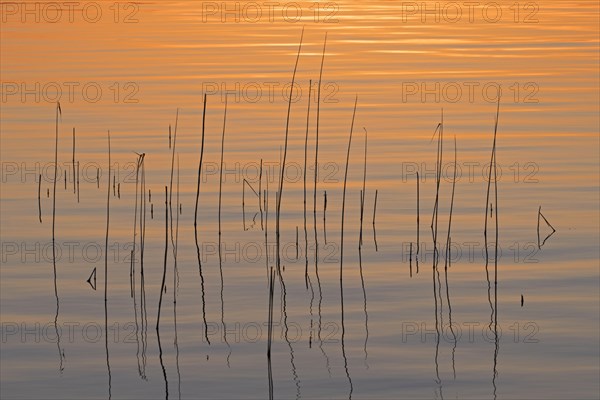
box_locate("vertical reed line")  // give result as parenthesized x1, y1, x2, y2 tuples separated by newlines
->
(72, 127, 76, 194)
(218, 96, 230, 360)
(492, 101, 500, 400)
(157, 186, 168, 330)
(139, 158, 148, 378)
(77, 161, 80, 203)
(264, 177, 269, 277)
(131, 153, 143, 378)
(445, 137, 458, 379)
(372, 189, 378, 251)
(266, 266, 275, 400)
(303, 79, 312, 286)
(409, 242, 413, 277)
(38, 174, 42, 223)
(130, 154, 142, 300)
(340, 95, 358, 282)
(169, 109, 179, 252)
(218, 97, 227, 242)
(340, 96, 358, 399)
(359, 127, 368, 247)
(358, 222, 369, 370)
(432, 114, 444, 320)
(194, 94, 210, 344)
(485, 100, 500, 327)
(323, 191, 327, 244)
(276, 27, 304, 276)
(51, 102, 64, 373)
(104, 130, 112, 397)
(242, 179, 247, 231)
(416, 172, 420, 269)
(173, 155, 181, 400)
(314, 33, 327, 245)
(259, 159, 263, 231)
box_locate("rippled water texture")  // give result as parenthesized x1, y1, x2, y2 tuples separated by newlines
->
(1, 1, 599, 399)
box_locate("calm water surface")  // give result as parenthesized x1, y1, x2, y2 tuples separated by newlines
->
(1, 1, 599, 399)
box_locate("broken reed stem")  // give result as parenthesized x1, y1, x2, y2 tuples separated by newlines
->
(276, 27, 304, 276)
(372, 189, 378, 226)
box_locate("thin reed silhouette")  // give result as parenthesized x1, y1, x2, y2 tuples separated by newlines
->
(169, 109, 179, 255)
(416, 172, 420, 271)
(218, 96, 231, 364)
(276, 27, 303, 277)
(72, 127, 76, 195)
(173, 155, 182, 400)
(358, 193, 370, 370)
(51, 102, 64, 373)
(359, 127, 368, 247)
(444, 136, 458, 380)
(339, 95, 358, 399)
(323, 191, 327, 244)
(303, 79, 312, 287)
(485, 100, 500, 329)
(266, 267, 275, 400)
(38, 174, 42, 223)
(157, 186, 168, 330)
(372, 189, 378, 251)
(104, 130, 112, 398)
(194, 94, 210, 344)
